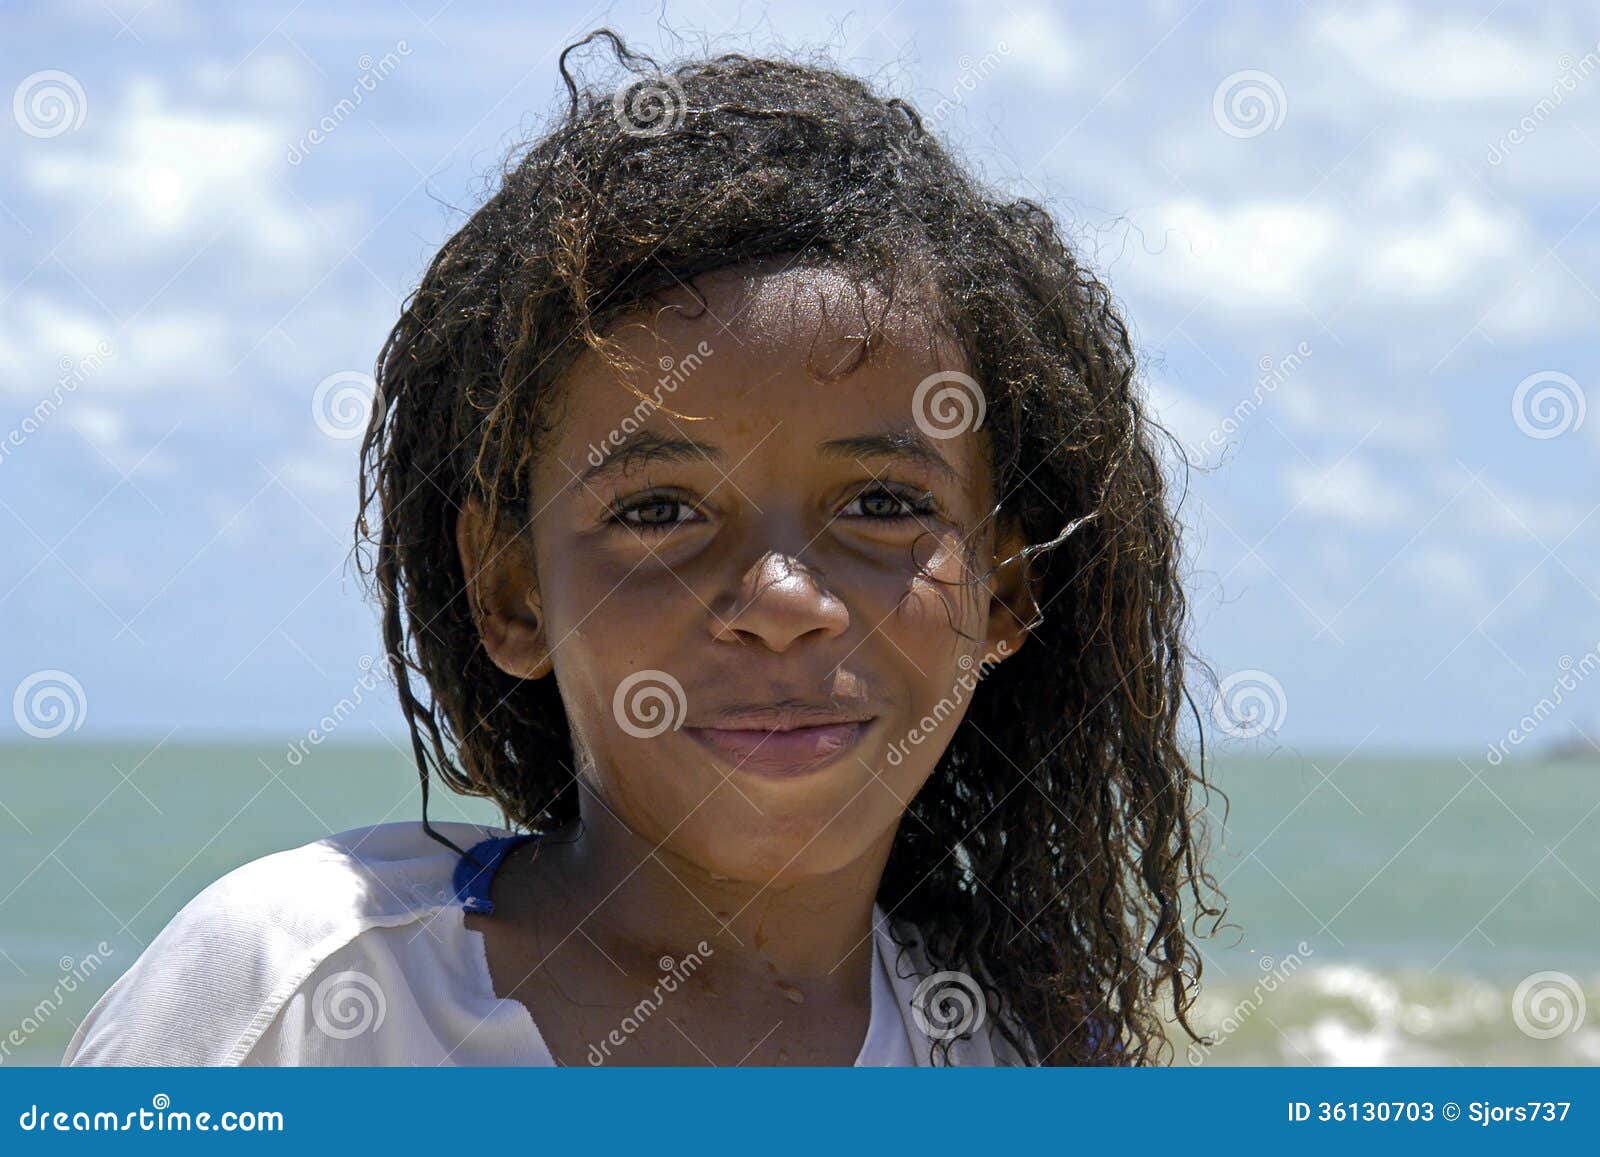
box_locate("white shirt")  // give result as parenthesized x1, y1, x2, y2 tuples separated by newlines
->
(63, 821, 1034, 1066)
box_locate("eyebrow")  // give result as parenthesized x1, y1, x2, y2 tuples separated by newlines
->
(576, 427, 961, 486)
(818, 430, 960, 483)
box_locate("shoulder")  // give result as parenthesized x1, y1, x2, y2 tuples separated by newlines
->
(63, 820, 509, 1066)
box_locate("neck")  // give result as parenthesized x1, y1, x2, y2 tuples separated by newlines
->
(527, 791, 894, 1000)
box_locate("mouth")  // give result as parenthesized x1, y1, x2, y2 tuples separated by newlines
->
(684, 715, 876, 779)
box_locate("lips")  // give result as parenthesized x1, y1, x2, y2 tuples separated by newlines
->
(684, 717, 874, 778)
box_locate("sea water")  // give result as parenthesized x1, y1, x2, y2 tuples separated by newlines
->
(0, 743, 1595, 1066)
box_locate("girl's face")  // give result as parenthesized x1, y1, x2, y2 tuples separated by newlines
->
(460, 262, 1035, 882)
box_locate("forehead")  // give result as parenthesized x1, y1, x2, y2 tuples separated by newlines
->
(544, 262, 977, 464)
(651, 260, 955, 365)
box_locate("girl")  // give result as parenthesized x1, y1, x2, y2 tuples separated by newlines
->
(66, 30, 1223, 1067)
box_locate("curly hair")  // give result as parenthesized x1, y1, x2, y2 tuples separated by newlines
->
(355, 28, 1227, 1067)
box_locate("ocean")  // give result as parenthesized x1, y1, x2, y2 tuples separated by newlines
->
(1, 742, 1595, 1066)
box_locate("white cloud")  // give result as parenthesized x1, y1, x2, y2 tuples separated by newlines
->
(1313, 1, 1557, 103)
(1438, 467, 1594, 544)
(118, 311, 236, 392)
(1401, 543, 1491, 613)
(1128, 199, 1341, 316)
(1125, 185, 1541, 340)
(195, 53, 315, 110)
(988, 4, 1085, 92)
(1477, 254, 1600, 343)
(0, 296, 105, 397)
(1371, 193, 1519, 299)
(1277, 378, 1442, 454)
(66, 403, 125, 452)
(22, 72, 319, 271)
(1364, 142, 1453, 205)
(0, 293, 235, 407)
(1285, 456, 1414, 527)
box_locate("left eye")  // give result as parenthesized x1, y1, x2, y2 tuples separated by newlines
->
(842, 487, 934, 520)
(616, 496, 698, 529)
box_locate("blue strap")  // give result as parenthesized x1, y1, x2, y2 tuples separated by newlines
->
(451, 832, 540, 915)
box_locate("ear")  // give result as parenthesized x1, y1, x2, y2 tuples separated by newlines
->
(982, 513, 1041, 663)
(455, 496, 552, 680)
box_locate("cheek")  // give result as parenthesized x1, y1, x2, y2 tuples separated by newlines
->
(548, 626, 680, 773)
(887, 532, 990, 642)
(533, 551, 687, 762)
(541, 539, 687, 664)
(870, 543, 993, 790)
(547, 639, 702, 847)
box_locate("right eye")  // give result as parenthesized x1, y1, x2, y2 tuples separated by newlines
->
(608, 492, 703, 532)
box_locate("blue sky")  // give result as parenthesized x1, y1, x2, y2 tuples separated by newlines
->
(2, 0, 1597, 755)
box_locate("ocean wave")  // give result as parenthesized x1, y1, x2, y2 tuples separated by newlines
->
(1178, 963, 1600, 1066)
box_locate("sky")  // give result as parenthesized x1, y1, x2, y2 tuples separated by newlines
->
(1, 0, 1597, 757)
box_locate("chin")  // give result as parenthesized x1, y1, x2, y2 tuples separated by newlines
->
(676, 804, 878, 883)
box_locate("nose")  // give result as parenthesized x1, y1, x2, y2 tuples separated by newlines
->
(710, 549, 850, 651)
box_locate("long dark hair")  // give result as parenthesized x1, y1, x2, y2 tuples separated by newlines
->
(356, 29, 1227, 1065)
